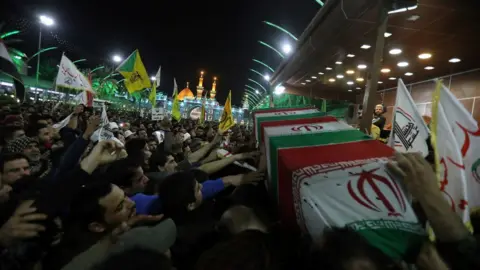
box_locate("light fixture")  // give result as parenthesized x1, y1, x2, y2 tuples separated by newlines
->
(389, 77, 396, 80)
(274, 85, 286, 95)
(347, 81, 354, 85)
(361, 44, 371, 49)
(347, 54, 355, 58)
(380, 68, 391, 73)
(357, 64, 367, 69)
(311, 76, 317, 79)
(384, 32, 392, 38)
(301, 83, 306, 85)
(389, 48, 402, 55)
(405, 72, 413, 76)
(328, 78, 336, 82)
(39, 15, 55, 26)
(305, 79, 311, 82)
(378, 81, 383, 84)
(356, 77, 364, 82)
(112, 55, 122, 63)
(326, 67, 332, 70)
(264, 75, 271, 81)
(318, 72, 324, 75)
(424, 66, 434, 70)
(356, 87, 361, 90)
(336, 74, 344, 79)
(348, 89, 353, 92)
(388, 2, 418, 15)
(150, 76, 156, 81)
(282, 44, 292, 54)
(397, 61, 409, 67)
(418, 53, 432, 59)
(335, 61, 342, 65)
(449, 58, 461, 63)
(346, 70, 355, 74)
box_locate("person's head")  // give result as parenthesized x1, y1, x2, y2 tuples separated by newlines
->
(27, 123, 52, 144)
(374, 104, 385, 116)
(3, 126, 25, 144)
(149, 152, 177, 173)
(6, 137, 41, 162)
(106, 157, 149, 195)
(68, 182, 136, 233)
(147, 139, 158, 152)
(196, 230, 280, 270)
(138, 129, 148, 139)
(158, 171, 203, 216)
(93, 247, 172, 270)
(307, 227, 399, 270)
(0, 153, 31, 185)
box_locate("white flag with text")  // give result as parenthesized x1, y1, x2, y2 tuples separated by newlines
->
(55, 54, 93, 91)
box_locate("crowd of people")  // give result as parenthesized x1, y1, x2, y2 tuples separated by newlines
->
(0, 100, 479, 270)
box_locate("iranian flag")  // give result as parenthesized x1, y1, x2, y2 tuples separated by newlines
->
(254, 110, 322, 142)
(278, 139, 424, 260)
(252, 107, 318, 141)
(0, 39, 25, 102)
(259, 116, 337, 143)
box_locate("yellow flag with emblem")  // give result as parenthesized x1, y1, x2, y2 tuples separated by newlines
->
(199, 98, 206, 126)
(149, 83, 156, 107)
(116, 50, 151, 93)
(219, 90, 235, 132)
(171, 78, 181, 121)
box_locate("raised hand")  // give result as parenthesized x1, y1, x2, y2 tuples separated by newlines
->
(0, 200, 47, 247)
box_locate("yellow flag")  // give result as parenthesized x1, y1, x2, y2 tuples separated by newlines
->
(199, 98, 206, 126)
(219, 90, 235, 132)
(171, 78, 181, 121)
(148, 83, 156, 107)
(116, 50, 151, 93)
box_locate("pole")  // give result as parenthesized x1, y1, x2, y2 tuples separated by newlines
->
(359, 2, 388, 133)
(35, 25, 42, 101)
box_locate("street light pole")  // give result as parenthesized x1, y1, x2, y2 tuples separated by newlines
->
(35, 25, 42, 101)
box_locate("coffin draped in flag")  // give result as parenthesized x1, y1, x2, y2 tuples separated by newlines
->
(438, 81, 480, 214)
(55, 54, 93, 91)
(389, 79, 429, 157)
(0, 40, 25, 103)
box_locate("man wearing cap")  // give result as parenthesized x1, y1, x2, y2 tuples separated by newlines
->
(5, 137, 49, 178)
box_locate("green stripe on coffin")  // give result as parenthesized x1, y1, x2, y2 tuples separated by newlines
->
(255, 111, 324, 142)
(267, 129, 372, 204)
(276, 140, 424, 261)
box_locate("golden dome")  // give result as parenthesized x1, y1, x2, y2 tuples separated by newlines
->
(177, 87, 195, 101)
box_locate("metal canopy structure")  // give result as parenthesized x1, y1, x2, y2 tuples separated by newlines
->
(270, 0, 480, 101)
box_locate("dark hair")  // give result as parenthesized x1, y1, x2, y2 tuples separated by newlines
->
(149, 151, 171, 169)
(156, 171, 197, 217)
(66, 181, 113, 230)
(196, 230, 279, 270)
(0, 153, 29, 173)
(3, 125, 24, 142)
(93, 247, 172, 270)
(305, 227, 399, 270)
(26, 123, 49, 137)
(105, 157, 143, 188)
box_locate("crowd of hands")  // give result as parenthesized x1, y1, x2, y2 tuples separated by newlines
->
(0, 100, 477, 270)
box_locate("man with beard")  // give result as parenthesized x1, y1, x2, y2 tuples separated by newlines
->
(5, 137, 50, 178)
(372, 104, 386, 131)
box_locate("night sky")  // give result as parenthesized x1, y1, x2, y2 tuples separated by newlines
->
(1, 0, 320, 105)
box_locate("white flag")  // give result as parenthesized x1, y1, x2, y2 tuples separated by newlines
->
(439, 82, 480, 212)
(101, 103, 109, 127)
(73, 91, 87, 105)
(55, 54, 92, 91)
(389, 79, 429, 157)
(433, 102, 470, 224)
(52, 114, 72, 130)
(155, 66, 161, 87)
(173, 78, 178, 95)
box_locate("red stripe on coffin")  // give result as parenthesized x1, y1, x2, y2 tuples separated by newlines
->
(277, 140, 394, 230)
